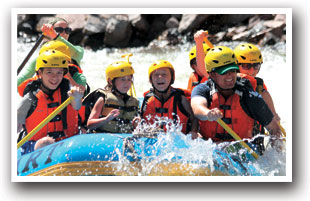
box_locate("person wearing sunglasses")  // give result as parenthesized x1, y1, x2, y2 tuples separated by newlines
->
(234, 43, 281, 148)
(191, 31, 283, 153)
(18, 17, 85, 91)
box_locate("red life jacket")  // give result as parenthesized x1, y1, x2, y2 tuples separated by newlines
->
(199, 81, 255, 142)
(141, 88, 191, 134)
(187, 72, 208, 93)
(21, 79, 80, 142)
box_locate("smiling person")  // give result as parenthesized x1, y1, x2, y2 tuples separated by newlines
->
(234, 43, 281, 152)
(17, 50, 85, 155)
(190, 45, 283, 152)
(85, 55, 139, 133)
(140, 60, 200, 139)
(17, 17, 85, 89)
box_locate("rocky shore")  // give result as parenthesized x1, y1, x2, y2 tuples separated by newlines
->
(17, 14, 286, 50)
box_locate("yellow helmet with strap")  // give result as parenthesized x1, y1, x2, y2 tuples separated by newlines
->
(204, 46, 239, 74)
(105, 53, 135, 81)
(36, 49, 69, 72)
(189, 43, 211, 62)
(148, 60, 175, 81)
(39, 40, 71, 62)
(234, 43, 263, 64)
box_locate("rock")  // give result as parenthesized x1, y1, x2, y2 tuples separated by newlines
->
(84, 15, 107, 35)
(56, 14, 88, 31)
(178, 14, 209, 34)
(128, 14, 149, 33)
(104, 15, 133, 47)
(220, 14, 255, 25)
(258, 32, 280, 46)
(166, 17, 179, 29)
(158, 28, 181, 45)
(274, 14, 286, 21)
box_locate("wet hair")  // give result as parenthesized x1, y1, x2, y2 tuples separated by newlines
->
(48, 17, 68, 26)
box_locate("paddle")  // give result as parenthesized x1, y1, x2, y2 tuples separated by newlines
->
(203, 30, 214, 48)
(279, 123, 286, 137)
(17, 34, 45, 75)
(216, 119, 259, 159)
(17, 96, 74, 149)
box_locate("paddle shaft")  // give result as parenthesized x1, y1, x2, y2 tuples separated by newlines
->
(203, 31, 214, 48)
(17, 34, 45, 75)
(216, 119, 259, 159)
(17, 96, 74, 149)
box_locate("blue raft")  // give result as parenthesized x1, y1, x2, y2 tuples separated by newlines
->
(17, 133, 261, 176)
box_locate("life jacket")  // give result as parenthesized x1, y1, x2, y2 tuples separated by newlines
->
(187, 72, 208, 93)
(21, 78, 80, 142)
(254, 77, 267, 93)
(85, 89, 139, 133)
(18, 75, 39, 97)
(141, 87, 191, 134)
(199, 78, 255, 142)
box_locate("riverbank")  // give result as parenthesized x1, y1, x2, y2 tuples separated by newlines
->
(17, 14, 286, 50)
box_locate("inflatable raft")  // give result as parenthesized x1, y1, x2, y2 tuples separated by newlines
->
(17, 133, 261, 176)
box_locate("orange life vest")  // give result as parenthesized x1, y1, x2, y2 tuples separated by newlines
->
(21, 79, 80, 142)
(187, 72, 208, 93)
(199, 81, 255, 142)
(141, 88, 191, 134)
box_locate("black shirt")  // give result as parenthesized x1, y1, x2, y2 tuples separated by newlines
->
(191, 77, 274, 127)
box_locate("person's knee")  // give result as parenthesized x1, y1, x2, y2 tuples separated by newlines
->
(34, 137, 55, 150)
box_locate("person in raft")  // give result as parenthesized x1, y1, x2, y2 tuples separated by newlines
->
(17, 50, 85, 155)
(190, 44, 283, 152)
(140, 60, 200, 139)
(17, 17, 88, 94)
(233, 43, 282, 152)
(85, 54, 139, 133)
(18, 40, 87, 96)
(187, 43, 211, 93)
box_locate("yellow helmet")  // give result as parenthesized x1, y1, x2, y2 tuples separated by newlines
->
(234, 43, 263, 64)
(148, 60, 175, 81)
(39, 40, 71, 61)
(189, 43, 211, 62)
(204, 46, 239, 74)
(105, 53, 135, 81)
(36, 49, 69, 72)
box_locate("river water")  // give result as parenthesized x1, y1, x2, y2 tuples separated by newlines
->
(15, 38, 290, 177)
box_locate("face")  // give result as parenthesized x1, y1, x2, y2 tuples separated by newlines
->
(211, 69, 238, 90)
(238, 63, 261, 77)
(151, 68, 172, 92)
(39, 68, 64, 90)
(53, 21, 70, 40)
(113, 75, 133, 94)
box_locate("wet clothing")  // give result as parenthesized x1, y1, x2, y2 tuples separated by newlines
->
(191, 77, 274, 142)
(141, 88, 191, 134)
(84, 89, 139, 133)
(17, 36, 84, 86)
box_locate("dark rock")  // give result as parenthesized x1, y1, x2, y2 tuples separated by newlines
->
(129, 14, 149, 33)
(166, 17, 179, 29)
(220, 14, 255, 25)
(104, 15, 133, 47)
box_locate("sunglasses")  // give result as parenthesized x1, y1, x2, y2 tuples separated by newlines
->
(240, 63, 261, 70)
(54, 27, 72, 34)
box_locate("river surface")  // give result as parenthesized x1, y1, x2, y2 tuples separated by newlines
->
(15, 38, 290, 176)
